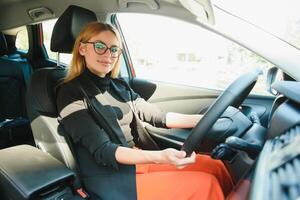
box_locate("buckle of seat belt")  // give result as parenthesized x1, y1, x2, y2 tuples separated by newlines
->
(76, 188, 89, 199)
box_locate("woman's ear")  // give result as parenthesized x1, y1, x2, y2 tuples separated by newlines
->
(79, 43, 87, 56)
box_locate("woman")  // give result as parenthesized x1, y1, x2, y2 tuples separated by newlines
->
(57, 22, 233, 200)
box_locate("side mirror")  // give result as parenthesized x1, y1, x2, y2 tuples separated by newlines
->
(266, 67, 279, 95)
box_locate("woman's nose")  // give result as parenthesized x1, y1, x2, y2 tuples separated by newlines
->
(103, 48, 112, 57)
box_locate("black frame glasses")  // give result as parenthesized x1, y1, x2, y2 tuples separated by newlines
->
(82, 41, 122, 58)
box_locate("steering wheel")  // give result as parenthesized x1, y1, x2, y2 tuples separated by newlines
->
(181, 71, 261, 156)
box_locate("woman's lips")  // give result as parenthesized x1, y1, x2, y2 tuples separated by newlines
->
(97, 60, 112, 67)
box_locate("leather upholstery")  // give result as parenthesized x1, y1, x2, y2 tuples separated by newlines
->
(50, 5, 97, 53)
(27, 67, 66, 117)
(0, 145, 74, 200)
(26, 67, 80, 182)
(0, 32, 32, 149)
(27, 5, 98, 188)
(0, 32, 8, 56)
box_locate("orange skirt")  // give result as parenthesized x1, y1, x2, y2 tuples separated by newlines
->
(136, 154, 233, 200)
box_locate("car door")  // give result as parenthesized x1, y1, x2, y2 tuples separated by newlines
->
(113, 13, 275, 149)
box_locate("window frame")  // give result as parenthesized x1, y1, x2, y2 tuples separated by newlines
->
(15, 27, 29, 53)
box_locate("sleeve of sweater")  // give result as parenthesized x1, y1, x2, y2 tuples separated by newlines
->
(56, 81, 120, 169)
(131, 92, 167, 128)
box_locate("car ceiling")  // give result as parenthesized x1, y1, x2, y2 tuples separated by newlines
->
(0, 0, 195, 31)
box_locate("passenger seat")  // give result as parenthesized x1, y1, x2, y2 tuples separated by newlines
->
(0, 32, 33, 148)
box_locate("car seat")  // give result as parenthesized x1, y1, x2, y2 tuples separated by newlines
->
(26, 4, 97, 192)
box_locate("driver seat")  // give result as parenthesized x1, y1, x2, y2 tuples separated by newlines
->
(26, 4, 97, 189)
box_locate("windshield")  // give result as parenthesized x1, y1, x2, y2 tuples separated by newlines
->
(213, 0, 300, 50)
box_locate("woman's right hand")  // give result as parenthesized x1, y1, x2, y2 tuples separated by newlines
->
(159, 148, 196, 169)
(115, 146, 196, 167)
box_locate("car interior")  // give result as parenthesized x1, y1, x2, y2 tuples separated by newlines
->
(0, 32, 33, 149)
(0, 0, 300, 200)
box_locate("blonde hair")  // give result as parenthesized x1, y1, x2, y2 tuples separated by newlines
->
(64, 22, 122, 82)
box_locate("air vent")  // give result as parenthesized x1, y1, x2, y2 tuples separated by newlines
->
(267, 125, 300, 199)
(250, 125, 300, 200)
(269, 157, 300, 200)
(271, 125, 300, 151)
(28, 7, 54, 21)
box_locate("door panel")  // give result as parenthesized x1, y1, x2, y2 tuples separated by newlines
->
(131, 78, 274, 120)
(131, 78, 220, 114)
(130, 77, 275, 149)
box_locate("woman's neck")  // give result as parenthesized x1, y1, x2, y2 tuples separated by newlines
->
(84, 68, 111, 91)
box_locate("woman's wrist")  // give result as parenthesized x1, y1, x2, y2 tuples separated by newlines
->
(116, 146, 165, 165)
(150, 149, 178, 165)
(143, 150, 165, 164)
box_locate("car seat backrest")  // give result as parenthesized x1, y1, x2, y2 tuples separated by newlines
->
(26, 67, 75, 164)
(0, 33, 7, 56)
(26, 5, 97, 181)
(0, 32, 32, 149)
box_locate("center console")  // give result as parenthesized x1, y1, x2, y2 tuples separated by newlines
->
(0, 145, 83, 200)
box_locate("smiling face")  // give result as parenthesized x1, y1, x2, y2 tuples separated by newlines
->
(79, 30, 121, 77)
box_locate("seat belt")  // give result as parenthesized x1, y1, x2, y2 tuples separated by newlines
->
(76, 79, 159, 150)
(76, 80, 122, 145)
(116, 79, 160, 150)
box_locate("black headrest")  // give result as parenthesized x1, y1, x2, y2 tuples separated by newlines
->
(27, 68, 67, 117)
(50, 5, 97, 53)
(0, 32, 8, 56)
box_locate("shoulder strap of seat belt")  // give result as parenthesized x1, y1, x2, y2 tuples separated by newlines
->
(77, 78, 159, 150)
(76, 80, 122, 145)
(114, 79, 159, 150)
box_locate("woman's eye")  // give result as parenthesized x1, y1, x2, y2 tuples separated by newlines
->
(111, 47, 119, 53)
(95, 43, 106, 49)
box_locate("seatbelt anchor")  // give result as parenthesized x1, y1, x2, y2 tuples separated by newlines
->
(76, 188, 90, 199)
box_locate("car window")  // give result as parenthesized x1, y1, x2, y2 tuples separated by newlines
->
(15, 28, 29, 52)
(116, 13, 274, 95)
(42, 19, 72, 65)
(214, 0, 300, 50)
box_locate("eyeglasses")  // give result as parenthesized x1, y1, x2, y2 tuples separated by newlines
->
(82, 41, 122, 58)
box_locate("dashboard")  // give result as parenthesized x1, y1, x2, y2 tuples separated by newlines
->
(250, 81, 300, 200)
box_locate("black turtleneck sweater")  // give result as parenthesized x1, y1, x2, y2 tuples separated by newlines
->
(85, 69, 137, 146)
(57, 69, 167, 170)
(56, 69, 170, 199)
